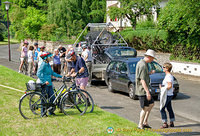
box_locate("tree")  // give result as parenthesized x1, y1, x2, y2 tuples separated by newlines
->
(47, 0, 106, 37)
(158, 0, 200, 46)
(107, 0, 160, 30)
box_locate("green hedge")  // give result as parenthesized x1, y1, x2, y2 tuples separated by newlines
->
(120, 28, 171, 52)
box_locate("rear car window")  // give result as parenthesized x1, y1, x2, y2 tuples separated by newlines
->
(108, 48, 136, 57)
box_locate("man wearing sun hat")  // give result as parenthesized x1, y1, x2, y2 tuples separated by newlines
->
(135, 49, 156, 129)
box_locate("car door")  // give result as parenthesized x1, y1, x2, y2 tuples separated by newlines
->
(111, 61, 121, 90)
(117, 62, 129, 92)
(106, 61, 118, 90)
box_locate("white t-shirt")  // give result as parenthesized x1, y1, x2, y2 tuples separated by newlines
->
(162, 74, 174, 96)
(28, 50, 34, 63)
(38, 52, 45, 67)
(82, 49, 93, 62)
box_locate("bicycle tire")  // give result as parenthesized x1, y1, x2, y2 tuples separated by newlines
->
(78, 89, 94, 113)
(19, 92, 47, 119)
(60, 91, 88, 115)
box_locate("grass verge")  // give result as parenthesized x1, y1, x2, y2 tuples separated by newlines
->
(0, 39, 20, 45)
(0, 65, 159, 136)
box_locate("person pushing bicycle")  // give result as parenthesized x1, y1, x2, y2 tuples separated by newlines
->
(67, 51, 90, 105)
(37, 52, 63, 116)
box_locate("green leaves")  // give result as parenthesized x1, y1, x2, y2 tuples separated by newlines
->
(158, 0, 200, 61)
(108, 0, 160, 29)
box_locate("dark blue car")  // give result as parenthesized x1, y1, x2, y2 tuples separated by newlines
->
(105, 57, 179, 100)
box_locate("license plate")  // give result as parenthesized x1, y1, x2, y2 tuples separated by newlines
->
(155, 89, 160, 92)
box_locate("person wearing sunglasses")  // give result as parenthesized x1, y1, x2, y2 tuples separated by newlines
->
(159, 63, 175, 128)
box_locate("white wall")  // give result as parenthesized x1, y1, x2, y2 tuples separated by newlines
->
(171, 62, 200, 77)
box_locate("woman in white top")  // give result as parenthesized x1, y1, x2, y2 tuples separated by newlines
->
(27, 46, 35, 76)
(159, 62, 175, 128)
(18, 41, 28, 73)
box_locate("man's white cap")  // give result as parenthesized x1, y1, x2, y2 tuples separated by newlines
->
(144, 49, 156, 59)
(58, 45, 62, 48)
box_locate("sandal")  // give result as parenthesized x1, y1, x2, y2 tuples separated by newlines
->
(160, 123, 168, 129)
(170, 122, 174, 127)
(143, 124, 152, 128)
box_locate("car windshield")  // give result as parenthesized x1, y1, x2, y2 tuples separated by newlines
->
(148, 61, 163, 73)
(108, 48, 136, 57)
(128, 61, 163, 74)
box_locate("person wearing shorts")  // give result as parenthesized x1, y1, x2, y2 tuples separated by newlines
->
(18, 41, 28, 73)
(135, 49, 156, 129)
(68, 51, 90, 105)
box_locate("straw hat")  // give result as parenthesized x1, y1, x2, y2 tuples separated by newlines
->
(144, 49, 156, 59)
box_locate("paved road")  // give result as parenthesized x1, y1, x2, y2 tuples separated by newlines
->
(1, 44, 200, 136)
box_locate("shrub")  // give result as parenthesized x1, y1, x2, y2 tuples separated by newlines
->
(120, 28, 170, 52)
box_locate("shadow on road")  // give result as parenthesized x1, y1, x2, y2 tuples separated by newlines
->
(173, 92, 190, 101)
(100, 106, 124, 110)
(175, 123, 200, 128)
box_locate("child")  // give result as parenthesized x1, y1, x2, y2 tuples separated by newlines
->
(27, 46, 35, 77)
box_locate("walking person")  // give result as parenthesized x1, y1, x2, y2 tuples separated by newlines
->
(81, 44, 93, 87)
(37, 52, 63, 116)
(135, 49, 156, 129)
(58, 45, 66, 74)
(27, 46, 35, 77)
(159, 62, 175, 128)
(18, 41, 28, 73)
(33, 42, 40, 75)
(53, 49, 61, 74)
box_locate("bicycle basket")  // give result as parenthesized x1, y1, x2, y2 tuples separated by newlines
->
(26, 82, 42, 91)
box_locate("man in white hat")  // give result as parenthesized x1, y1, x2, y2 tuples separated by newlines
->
(135, 49, 156, 129)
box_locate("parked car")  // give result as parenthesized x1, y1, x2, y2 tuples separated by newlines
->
(105, 57, 179, 100)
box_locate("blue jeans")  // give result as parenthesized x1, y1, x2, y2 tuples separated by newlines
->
(160, 96, 175, 123)
(41, 85, 55, 115)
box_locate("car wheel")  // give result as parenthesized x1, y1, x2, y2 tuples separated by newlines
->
(108, 80, 114, 92)
(173, 94, 177, 99)
(129, 84, 137, 100)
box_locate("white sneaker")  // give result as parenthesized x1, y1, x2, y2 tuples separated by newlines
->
(18, 70, 21, 73)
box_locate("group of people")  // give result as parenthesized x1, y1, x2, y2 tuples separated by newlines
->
(18, 41, 93, 85)
(136, 49, 175, 129)
(19, 41, 92, 116)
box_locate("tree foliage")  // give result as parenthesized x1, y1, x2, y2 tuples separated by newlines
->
(2, 0, 106, 40)
(158, 0, 200, 46)
(108, 0, 160, 29)
(47, 0, 106, 37)
(158, 0, 200, 60)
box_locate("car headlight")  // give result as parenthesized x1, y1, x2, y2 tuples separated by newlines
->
(174, 78, 178, 84)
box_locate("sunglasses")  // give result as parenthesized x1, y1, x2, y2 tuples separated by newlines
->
(163, 66, 166, 68)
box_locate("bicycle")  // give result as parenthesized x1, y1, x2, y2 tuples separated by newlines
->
(19, 77, 88, 119)
(54, 76, 94, 113)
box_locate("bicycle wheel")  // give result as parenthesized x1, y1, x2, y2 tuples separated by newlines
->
(79, 89, 94, 113)
(19, 92, 47, 119)
(61, 91, 88, 115)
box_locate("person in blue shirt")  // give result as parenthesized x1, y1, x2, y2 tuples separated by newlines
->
(68, 51, 90, 105)
(33, 43, 40, 75)
(37, 52, 63, 116)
